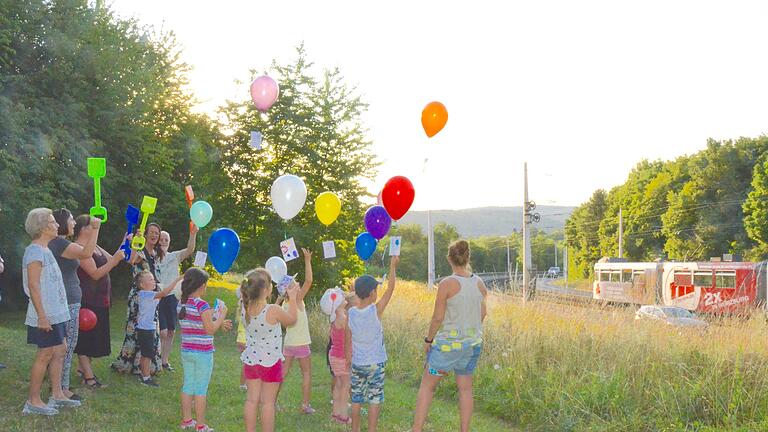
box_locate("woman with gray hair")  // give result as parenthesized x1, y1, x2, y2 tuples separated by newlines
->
(22, 208, 81, 415)
(49, 208, 101, 401)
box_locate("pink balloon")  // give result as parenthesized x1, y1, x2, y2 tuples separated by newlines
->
(250, 75, 279, 112)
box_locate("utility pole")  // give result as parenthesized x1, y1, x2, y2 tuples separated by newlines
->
(427, 210, 435, 288)
(618, 207, 623, 259)
(522, 162, 541, 302)
(554, 241, 558, 268)
(522, 164, 529, 303)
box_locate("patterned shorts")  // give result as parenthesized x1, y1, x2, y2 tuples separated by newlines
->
(351, 362, 386, 404)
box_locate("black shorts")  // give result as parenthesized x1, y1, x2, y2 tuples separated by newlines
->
(158, 295, 179, 331)
(136, 329, 156, 358)
(27, 322, 67, 348)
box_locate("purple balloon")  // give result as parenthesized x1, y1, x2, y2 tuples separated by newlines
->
(364, 205, 392, 240)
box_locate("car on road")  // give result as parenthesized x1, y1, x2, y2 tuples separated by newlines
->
(545, 267, 560, 278)
(634, 305, 708, 329)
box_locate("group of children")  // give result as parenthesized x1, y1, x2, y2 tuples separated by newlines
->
(134, 245, 400, 432)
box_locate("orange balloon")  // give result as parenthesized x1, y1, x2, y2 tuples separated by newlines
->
(421, 101, 448, 138)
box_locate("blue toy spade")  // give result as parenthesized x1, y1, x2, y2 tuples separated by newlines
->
(121, 205, 140, 261)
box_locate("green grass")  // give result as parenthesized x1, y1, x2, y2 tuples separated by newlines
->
(0, 287, 511, 431)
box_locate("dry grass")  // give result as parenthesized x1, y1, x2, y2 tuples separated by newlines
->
(307, 280, 768, 431)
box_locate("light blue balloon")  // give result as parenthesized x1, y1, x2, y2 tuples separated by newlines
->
(355, 232, 378, 261)
(190, 200, 213, 228)
(208, 228, 240, 273)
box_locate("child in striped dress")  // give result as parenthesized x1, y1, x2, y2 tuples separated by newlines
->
(177, 268, 232, 432)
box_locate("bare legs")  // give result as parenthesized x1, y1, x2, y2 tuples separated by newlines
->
(245, 379, 280, 432)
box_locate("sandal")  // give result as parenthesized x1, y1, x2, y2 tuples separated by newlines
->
(84, 376, 108, 389)
(332, 414, 351, 424)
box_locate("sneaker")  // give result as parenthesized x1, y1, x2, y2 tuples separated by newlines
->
(180, 418, 197, 430)
(196, 424, 214, 432)
(68, 393, 82, 401)
(0, 363, 6, 369)
(23, 401, 58, 416)
(140, 377, 159, 387)
(301, 404, 316, 414)
(47, 397, 82, 408)
(163, 363, 175, 372)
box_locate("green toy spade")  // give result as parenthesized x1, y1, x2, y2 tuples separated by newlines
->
(130, 196, 157, 251)
(87, 158, 108, 223)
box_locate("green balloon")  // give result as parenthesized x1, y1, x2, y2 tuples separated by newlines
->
(190, 200, 213, 228)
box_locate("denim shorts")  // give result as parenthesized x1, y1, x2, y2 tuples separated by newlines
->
(427, 343, 483, 377)
(181, 351, 214, 396)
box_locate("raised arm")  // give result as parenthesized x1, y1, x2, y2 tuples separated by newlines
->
(268, 282, 299, 326)
(177, 224, 199, 261)
(376, 256, 400, 318)
(79, 248, 125, 281)
(154, 275, 184, 299)
(61, 218, 101, 260)
(298, 248, 313, 300)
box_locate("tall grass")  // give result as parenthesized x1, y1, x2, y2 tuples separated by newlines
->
(309, 280, 768, 431)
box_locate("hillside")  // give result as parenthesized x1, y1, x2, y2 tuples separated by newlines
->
(399, 206, 574, 238)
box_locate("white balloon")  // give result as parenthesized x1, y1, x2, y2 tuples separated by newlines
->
(265, 256, 288, 283)
(270, 174, 307, 221)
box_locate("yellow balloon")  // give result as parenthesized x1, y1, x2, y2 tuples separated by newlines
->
(315, 192, 342, 226)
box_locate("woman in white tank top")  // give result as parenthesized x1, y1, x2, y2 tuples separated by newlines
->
(412, 240, 488, 432)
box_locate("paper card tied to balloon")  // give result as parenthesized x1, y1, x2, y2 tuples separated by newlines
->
(280, 237, 299, 262)
(389, 236, 401, 256)
(250, 131, 263, 150)
(277, 274, 296, 297)
(193, 251, 207, 267)
(322, 241, 336, 260)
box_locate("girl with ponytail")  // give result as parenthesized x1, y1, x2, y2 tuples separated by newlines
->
(240, 268, 300, 432)
(177, 267, 232, 432)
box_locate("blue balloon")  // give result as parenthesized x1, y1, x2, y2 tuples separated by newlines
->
(208, 228, 240, 273)
(355, 232, 378, 261)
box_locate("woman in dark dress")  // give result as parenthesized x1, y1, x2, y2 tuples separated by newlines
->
(111, 222, 163, 375)
(73, 215, 125, 388)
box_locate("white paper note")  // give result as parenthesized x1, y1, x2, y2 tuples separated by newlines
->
(193, 251, 207, 267)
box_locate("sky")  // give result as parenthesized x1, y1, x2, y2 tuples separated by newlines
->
(109, 0, 768, 211)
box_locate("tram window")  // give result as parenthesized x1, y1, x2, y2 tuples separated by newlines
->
(622, 269, 633, 282)
(673, 271, 692, 285)
(609, 271, 620, 282)
(633, 270, 646, 285)
(715, 272, 735, 288)
(693, 272, 712, 287)
(599, 271, 610, 282)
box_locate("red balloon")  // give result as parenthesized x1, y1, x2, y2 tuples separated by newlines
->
(79, 308, 97, 331)
(381, 176, 415, 221)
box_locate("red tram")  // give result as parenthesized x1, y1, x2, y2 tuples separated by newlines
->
(593, 258, 766, 313)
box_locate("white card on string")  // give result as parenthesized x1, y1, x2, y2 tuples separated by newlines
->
(280, 237, 299, 262)
(323, 241, 336, 260)
(389, 236, 401, 256)
(193, 251, 207, 267)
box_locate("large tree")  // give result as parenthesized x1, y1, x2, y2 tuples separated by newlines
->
(213, 45, 377, 292)
(0, 0, 220, 307)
